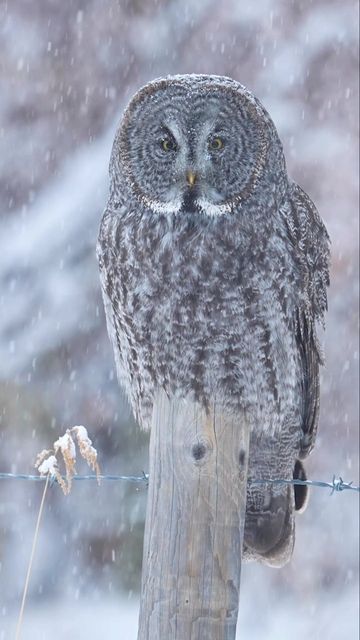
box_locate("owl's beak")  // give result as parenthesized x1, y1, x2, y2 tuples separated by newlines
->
(186, 170, 197, 187)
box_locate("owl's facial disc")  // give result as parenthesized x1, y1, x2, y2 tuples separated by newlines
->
(120, 78, 271, 216)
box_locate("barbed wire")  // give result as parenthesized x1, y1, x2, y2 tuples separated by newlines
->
(0, 472, 358, 493)
(252, 476, 360, 494)
(0, 472, 148, 484)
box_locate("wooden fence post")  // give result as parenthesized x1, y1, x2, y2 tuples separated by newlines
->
(137, 391, 250, 640)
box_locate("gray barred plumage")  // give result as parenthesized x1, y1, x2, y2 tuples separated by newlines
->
(97, 74, 330, 566)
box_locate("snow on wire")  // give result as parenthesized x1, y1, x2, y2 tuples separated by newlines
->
(0, 472, 359, 493)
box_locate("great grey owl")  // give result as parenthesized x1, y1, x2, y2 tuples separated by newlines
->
(97, 74, 330, 567)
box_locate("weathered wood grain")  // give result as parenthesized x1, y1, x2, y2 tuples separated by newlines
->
(137, 391, 250, 640)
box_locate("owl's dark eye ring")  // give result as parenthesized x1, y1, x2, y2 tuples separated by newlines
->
(209, 136, 224, 151)
(160, 136, 177, 152)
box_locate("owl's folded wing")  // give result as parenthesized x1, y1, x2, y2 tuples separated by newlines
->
(96, 210, 131, 400)
(284, 183, 330, 458)
(295, 312, 322, 459)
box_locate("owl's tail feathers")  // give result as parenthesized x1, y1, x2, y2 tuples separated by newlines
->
(243, 460, 309, 568)
(242, 484, 295, 568)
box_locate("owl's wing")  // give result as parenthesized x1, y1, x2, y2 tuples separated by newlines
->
(284, 183, 330, 458)
(96, 209, 131, 401)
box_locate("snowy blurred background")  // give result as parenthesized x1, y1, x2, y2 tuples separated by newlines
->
(0, 0, 358, 638)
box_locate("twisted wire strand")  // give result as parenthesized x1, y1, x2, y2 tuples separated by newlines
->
(0, 472, 358, 493)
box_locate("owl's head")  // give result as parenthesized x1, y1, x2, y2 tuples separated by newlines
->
(110, 75, 287, 216)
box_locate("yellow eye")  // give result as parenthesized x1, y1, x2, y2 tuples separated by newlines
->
(209, 136, 224, 150)
(161, 137, 177, 152)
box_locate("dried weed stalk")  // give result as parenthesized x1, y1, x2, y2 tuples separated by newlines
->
(35, 425, 101, 495)
(16, 426, 101, 639)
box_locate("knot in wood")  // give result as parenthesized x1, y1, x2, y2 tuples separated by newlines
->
(190, 436, 212, 466)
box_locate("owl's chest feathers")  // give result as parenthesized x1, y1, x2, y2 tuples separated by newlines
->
(117, 214, 296, 358)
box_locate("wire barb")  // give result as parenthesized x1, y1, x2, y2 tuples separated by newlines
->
(251, 476, 359, 493)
